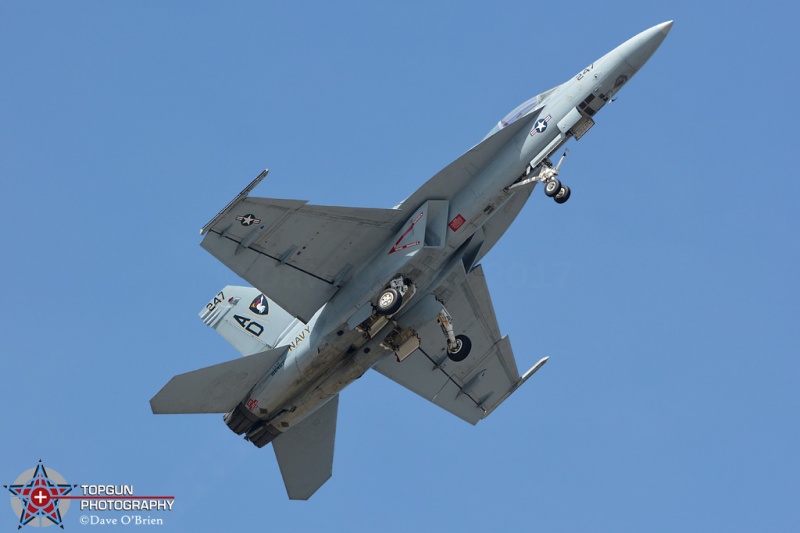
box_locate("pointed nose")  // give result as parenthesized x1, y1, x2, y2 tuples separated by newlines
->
(615, 20, 673, 71)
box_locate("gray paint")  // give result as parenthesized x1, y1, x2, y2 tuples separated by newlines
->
(152, 21, 673, 499)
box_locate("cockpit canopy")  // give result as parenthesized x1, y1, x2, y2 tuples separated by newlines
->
(483, 86, 560, 140)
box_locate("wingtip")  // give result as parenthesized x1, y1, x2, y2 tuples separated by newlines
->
(521, 356, 549, 380)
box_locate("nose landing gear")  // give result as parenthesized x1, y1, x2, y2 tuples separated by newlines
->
(544, 178, 571, 203)
(554, 184, 571, 204)
(506, 149, 572, 204)
(540, 150, 571, 204)
(544, 177, 562, 197)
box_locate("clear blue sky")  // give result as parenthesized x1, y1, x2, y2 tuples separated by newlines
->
(2, 2, 797, 531)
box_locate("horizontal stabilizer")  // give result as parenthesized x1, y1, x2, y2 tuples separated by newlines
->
(273, 395, 339, 500)
(150, 347, 287, 414)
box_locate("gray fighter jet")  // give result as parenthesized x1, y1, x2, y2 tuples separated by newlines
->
(151, 21, 672, 499)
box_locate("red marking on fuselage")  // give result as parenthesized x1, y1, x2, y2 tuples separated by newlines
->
(389, 212, 424, 254)
(448, 214, 466, 232)
(390, 241, 420, 253)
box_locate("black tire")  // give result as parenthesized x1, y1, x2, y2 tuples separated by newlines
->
(554, 185, 571, 204)
(376, 288, 403, 315)
(447, 334, 472, 362)
(544, 178, 561, 197)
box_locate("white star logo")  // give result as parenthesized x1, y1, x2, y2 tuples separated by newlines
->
(535, 119, 548, 133)
(236, 214, 261, 226)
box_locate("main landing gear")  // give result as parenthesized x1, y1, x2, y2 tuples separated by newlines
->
(376, 288, 402, 315)
(375, 279, 474, 364)
(379, 301, 473, 364)
(376, 277, 413, 316)
(438, 307, 471, 362)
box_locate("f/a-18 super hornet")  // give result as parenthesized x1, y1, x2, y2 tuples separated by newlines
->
(151, 21, 672, 499)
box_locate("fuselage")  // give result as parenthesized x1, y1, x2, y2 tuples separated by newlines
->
(240, 21, 673, 437)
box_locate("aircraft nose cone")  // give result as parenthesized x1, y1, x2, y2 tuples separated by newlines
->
(616, 20, 673, 71)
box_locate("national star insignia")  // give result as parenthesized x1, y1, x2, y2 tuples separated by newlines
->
(236, 214, 261, 226)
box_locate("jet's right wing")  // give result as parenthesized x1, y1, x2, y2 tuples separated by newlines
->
(373, 264, 547, 424)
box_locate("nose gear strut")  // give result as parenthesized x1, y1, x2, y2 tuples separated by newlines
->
(507, 149, 572, 204)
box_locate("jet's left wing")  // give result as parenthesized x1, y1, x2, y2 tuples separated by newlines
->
(200, 173, 404, 323)
(373, 264, 547, 424)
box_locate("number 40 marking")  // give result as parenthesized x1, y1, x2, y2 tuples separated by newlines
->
(233, 315, 264, 337)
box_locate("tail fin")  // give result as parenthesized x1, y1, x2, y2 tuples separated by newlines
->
(150, 346, 287, 414)
(199, 285, 300, 356)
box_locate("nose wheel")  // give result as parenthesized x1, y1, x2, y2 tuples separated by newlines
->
(554, 184, 571, 204)
(544, 177, 571, 204)
(544, 178, 561, 197)
(535, 151, 572, 204)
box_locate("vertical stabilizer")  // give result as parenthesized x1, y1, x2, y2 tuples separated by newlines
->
(199, 285, 300, 356)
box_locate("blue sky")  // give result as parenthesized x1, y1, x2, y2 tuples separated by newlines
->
(1, 2, 797, 531)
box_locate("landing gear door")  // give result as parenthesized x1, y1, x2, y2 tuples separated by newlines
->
(558, 107, 595, 141)
(557, 107, 583, 134)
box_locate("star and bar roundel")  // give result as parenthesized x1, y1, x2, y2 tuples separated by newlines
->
(4, 460, 76, 529)
(530, 115, 551, 136)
